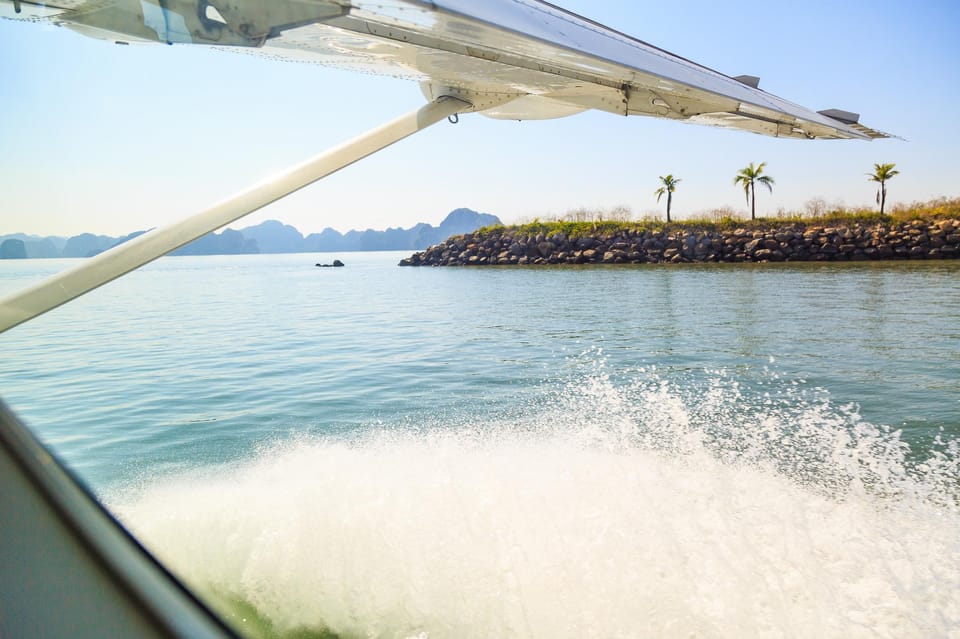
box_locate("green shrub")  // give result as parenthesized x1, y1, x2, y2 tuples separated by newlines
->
(475, 197, 958, 239)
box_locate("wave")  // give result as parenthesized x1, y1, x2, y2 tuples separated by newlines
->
(113, 356, 960, 639)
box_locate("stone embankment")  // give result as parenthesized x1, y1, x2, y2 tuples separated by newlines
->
(399, 219, 960, 266)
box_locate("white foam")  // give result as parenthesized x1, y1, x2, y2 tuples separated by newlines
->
(115, 366, 960, 639)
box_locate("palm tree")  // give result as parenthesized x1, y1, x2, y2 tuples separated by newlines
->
(733, 162, 775, 220)
(654, 174, 682, 222)
(868, 163, 899, 215)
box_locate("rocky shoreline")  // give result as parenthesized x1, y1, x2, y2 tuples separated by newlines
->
(399, 219, 960, 266)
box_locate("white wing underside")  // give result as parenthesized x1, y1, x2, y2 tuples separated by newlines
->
(4, 0, 891, 140)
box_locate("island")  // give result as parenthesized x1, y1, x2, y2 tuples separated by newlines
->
(400, 202, 960, 266)
(0, 209, 500, 259)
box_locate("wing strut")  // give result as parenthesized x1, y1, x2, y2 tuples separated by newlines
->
(0, 96, 469, 334)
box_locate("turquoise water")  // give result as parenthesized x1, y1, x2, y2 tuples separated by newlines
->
(2, 253, 959, 638)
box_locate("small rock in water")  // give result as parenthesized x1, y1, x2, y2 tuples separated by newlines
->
(315, 260, 345, 268)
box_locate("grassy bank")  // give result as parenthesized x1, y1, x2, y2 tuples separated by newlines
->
(486, 197, 960, 238)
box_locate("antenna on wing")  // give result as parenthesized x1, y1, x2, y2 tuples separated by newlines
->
(733, 75, 761, 88)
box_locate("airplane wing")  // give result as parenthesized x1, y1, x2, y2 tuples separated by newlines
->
(3, 0, 891, 140)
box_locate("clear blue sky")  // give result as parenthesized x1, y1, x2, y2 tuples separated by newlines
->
(2, 1, 959, 237)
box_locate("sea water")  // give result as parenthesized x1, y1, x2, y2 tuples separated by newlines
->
(1, 253, 958, 638)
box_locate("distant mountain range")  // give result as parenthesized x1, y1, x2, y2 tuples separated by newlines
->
(0, 208, 500, 259)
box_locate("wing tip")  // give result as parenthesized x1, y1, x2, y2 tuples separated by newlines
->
(817, 109, 899, 140)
